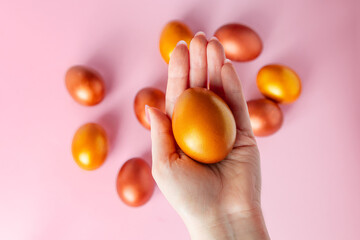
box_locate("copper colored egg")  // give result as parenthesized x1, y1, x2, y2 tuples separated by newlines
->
(65, 65, 105, 106)
(172, 88, 236, 164)
(257, 64, 302, 104)
(134, 88, 165, 130)
(214, 23, 262, 61)
(159, 20, 193, 63)
(72, 123, 108, 170)
(247, 99, 283, 137)
(116, 158, 155, 207)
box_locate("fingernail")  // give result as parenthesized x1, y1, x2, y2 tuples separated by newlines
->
(176, 40, 187, 47)
(145, 105, 151, 124)
(209, 36, 219, 41)
(224, 59, 232, 64)
(194, 31, 206, 37)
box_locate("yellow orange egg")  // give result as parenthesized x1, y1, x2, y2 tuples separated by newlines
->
(134, 88, 165, 130)
(214, 23, 262, 61)
(116, 158, 155, 207)
(159, 20, 193, 63)
(172, 88, 236, 164)
(72, 123, 108, 170)
(257, 64, 301, 104)
(65, 65, 105, 106)
(247, 99, 283, 137)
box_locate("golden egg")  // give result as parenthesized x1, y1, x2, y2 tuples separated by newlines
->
(72, 123, 108, 170)
(214, 23, 262, 61)
(65, 65, 105, 106)
(257, 64, 301, 104)
(159, 20, 193, 63)
(172, 88, 236, 164)
(134, 88, 165, 130)
(116, 158, 155, 207)
(247, 99, 283, 137)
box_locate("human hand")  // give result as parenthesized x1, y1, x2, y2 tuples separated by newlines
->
(147, 32, 270, 240)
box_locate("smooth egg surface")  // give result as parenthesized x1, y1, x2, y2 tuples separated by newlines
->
(65, 65, 105, 106)
(159, 20, 193, 63)
(214, 23, 262, 61)
(116, 158, 155, 207)
(257, 64, 301, 104)
(247, 99, 283, 137)
(172, 88, 236, 164)
(134, 88, 165, 129)
(72, 123, 108, 170)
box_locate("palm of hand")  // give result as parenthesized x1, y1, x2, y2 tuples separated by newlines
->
(149, 33, 262, 224)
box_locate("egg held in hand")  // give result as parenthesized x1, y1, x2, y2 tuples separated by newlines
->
(172, 88, 236, 164)
(257, 64, 301, 104)
(65, 65, 105, 106)
(116, 158, 155, 207)
(159, 20, 193, 63)
(214, 23, 262, 62)
(134, 87, 165, 130)
(247, 99, 283, 137)
(72, 123, 108, 170)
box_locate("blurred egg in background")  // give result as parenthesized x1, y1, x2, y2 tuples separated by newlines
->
(214, 23, 262, 61)
(134, 87, 165, 130)
(159, 20, 193, 63)
(247, 99, 283, 137)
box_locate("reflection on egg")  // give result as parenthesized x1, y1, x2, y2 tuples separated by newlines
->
(159, 20, 193, 63)
(214, 23, 262, 61)
(72, 123, 108, 170)
(172, 88, 236, 164)
(257, 64, 301, 104)
(65, 65, 105, 106)
(116, 158, 155, 207)
(247, 99, 283, 137)
(134, 88, 165, 130)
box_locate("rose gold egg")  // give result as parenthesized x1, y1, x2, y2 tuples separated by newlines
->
(134, 88, 165, 130)
(116, 158, 155, 207)
(247, 99, 283, 137)
(214, 23, 262, 61)
(65, 65, 105, 106)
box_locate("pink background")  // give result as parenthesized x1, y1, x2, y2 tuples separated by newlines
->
(0, 0, 359, 239)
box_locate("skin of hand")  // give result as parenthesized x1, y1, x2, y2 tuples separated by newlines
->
(147, 32, 270, 240)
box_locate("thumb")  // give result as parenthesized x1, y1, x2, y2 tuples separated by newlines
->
(147, 106, 178, 169)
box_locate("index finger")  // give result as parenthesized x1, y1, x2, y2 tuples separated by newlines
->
(166, 41, 190, 117)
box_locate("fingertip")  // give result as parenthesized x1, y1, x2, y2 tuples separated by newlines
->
(176, 40, 188, 47)
(169, 41, 189, 62)
(194, 31, 206, 37)
(224, 58, 232, 64)
(209, 36, 219, 42)
(221, 60, 236, 78)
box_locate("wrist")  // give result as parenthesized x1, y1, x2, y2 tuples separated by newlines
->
(182, 207, 270, 240)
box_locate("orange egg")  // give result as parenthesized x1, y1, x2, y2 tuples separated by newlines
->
(247, 99, 283, 137)
(72, 123, 108, 170)
(116, 158, 155, 207)
(65, 65, 105, 106)
(134, 88, 165, 130)
(257, 64, 301, 104)
(172, 88, 236, 164)
(159, 20, 193, 63)
(214, 23, 262, 61)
